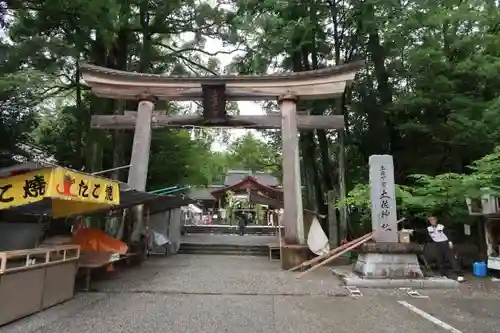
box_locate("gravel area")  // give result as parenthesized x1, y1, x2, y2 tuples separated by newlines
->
(94, 255, 345, 296)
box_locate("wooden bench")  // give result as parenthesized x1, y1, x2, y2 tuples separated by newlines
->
(78, 252, 137, 291)
(267, 243, 281, 262)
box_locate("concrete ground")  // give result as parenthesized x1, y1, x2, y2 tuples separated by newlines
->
(2, 254, 500, 333)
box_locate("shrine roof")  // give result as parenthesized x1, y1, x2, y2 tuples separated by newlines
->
(224, 170, 278, 187)
(211, 175, 282, 198)
(188, 186, 220, 201)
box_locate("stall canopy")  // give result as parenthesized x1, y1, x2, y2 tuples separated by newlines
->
(0, 166, 120, 217)
(117, 185, 195, 215)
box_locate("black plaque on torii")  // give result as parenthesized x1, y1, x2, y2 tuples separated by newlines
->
(201, 84, 227, 124)
(200, 83, 258, 127)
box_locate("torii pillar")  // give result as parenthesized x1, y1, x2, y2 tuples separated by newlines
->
(279, 95, 304, 245)
(129, 94, 155, 242)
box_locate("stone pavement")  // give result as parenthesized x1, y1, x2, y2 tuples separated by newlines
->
(2, 254, 500, 333)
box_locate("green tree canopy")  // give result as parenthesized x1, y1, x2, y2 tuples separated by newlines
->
(226, 132, 280, 175)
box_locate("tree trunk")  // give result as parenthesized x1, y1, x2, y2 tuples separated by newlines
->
(299, 134, 316, 210)
(364, 3, 394, 157)
(110, 26, 130, 181)
(86, 33, 108, 173)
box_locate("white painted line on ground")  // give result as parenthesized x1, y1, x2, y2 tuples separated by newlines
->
(345, 286, 363, 297)
(407, 290, 429, 299)
(398, 301, 462, 333)
(399, 287, 429, 298)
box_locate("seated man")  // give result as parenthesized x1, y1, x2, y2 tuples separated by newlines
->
(412, 215, 465, 282)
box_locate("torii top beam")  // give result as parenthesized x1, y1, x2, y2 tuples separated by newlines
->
(80, 62, 362, 101)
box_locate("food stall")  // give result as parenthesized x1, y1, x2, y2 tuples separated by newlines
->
(0, 166, 119, 326)
(466, 189, 500, 271)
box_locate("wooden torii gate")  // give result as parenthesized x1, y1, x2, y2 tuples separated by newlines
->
(81, 63, 361, 248)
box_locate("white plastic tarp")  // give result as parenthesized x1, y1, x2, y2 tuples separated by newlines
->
(307, 217, 330, 256)
(188, 204, 202, 214)
(150, 230, 170, 247)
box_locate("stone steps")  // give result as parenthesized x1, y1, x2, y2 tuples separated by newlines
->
(183, 225, 279, 236)
(178, 243, 268, 257)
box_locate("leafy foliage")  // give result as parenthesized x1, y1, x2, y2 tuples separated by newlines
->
(226, 132, 280, 177)
(340, 147, 500, 225)
(147, 130, 213, 189)
(0, 68, 48, 166)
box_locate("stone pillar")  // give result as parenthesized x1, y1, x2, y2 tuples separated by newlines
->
(279, 95, 304, 245)
(129, 95, 155, 242)
(368, 155, 398, 242)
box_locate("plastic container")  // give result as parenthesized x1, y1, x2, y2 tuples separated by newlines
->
(473, 261, 487, 277)
(398, 229, 411, 243)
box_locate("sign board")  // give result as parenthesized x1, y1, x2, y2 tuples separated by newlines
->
(0, 167, 120, 217)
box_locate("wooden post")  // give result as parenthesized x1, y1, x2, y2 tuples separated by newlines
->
(278, 217, 283, 261)
(327, 190, 339, 247)
(338, 130, 348, 242)
(129, 95, 155, 242)
(279, 95, 304, 244)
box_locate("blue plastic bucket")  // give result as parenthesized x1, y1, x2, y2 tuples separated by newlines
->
(473, 261, 487, 277)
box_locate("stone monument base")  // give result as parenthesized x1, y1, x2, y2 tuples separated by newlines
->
(331, 267, 460, 289)
(354, 253, 423, 278)
(355, 242, 424, 278)
(331, 242, 459, 289)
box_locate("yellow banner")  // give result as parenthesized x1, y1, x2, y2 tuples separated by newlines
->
(47, 168, 120, 206)
(0, 168, 53, 210)
(51, 200, 115, 218)
(0, 167, 120, 216)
